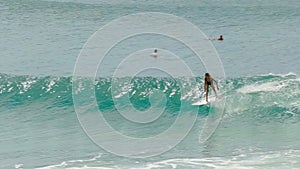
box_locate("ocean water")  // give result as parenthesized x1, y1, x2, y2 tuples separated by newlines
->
(0, 0, 300, 169)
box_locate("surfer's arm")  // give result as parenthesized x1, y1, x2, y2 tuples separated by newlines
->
(212, 78, 219, 90)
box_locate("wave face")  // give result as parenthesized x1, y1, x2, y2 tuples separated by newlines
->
(1, 73, 299, 117)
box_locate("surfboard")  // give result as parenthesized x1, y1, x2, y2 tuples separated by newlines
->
(192, 95, 220, 106)
(192, 99, 209, 106)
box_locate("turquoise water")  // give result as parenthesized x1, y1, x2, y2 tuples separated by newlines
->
(0, 73, 299, 168)
(0, 0, 300, 168)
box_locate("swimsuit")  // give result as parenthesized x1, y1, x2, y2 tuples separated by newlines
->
(207, 81, 212, 86)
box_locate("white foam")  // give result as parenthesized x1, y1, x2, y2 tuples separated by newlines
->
(180, 84, 203, 101)
(259, 72, 297, 77)
(237, 81, 287, 94)
(19, 79, 37, 94)
(15, 163, 23, 169)
(45, 80, 56, 92)
(113, 84, 132, 98)
(139, 149, 300, 169)
(36, 150, 300, 169)
(169, 89, 177, 97)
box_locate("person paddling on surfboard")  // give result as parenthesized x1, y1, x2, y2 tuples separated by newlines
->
(209, 35, 223, 41)
(204, 73, 219, 102)
(151, 49, 158, 58)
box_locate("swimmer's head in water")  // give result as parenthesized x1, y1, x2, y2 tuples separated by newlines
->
(154, 49, 157, 53)
(218, 35, 223, 40)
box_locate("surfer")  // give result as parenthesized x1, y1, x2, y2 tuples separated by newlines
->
(204, 73, 219, 102)
(209, 35, 223, 41)
(218, 35, 223, 40)
(151, 49, 158, 58)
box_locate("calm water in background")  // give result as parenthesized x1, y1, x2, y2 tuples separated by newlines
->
(0, 0, 299, 168)
(1, 0, 299, 77)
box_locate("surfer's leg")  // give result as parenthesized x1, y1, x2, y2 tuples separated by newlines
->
(205, 85, 209, 102)
(211, 84, 218, 98)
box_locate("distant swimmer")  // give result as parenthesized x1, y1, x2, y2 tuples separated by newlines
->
(151, 49, 158, 58)
(204, 73, 219, 102)
(209, 35, 223, 41)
